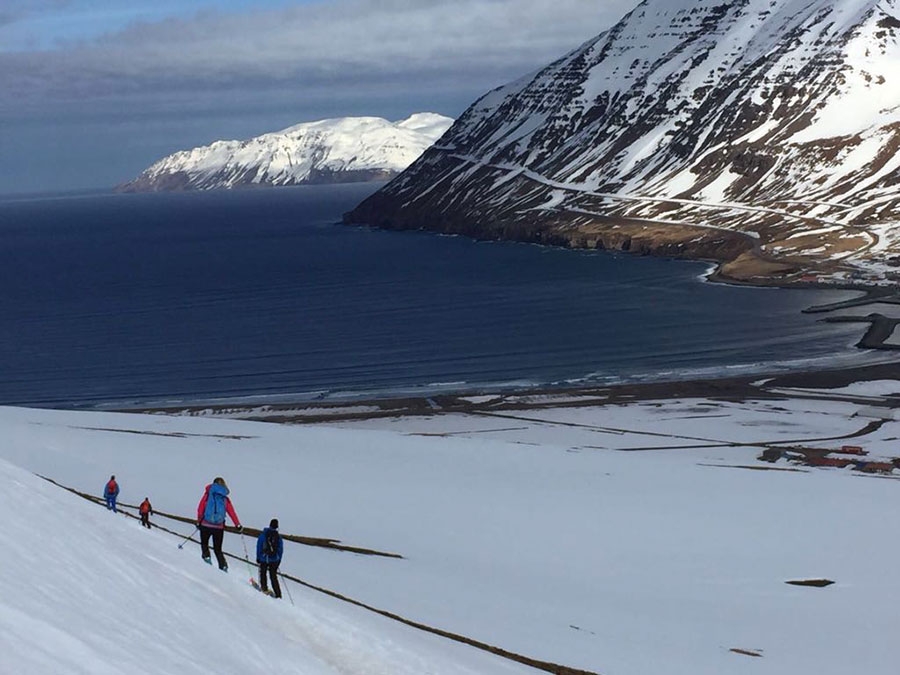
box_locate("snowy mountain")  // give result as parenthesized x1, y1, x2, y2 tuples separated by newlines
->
(119, 113, 453, 191)
(346, 0, 900, 285)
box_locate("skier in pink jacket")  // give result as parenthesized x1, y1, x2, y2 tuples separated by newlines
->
(196, 477, 241, 571)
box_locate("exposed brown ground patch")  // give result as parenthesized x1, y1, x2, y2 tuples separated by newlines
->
(786, 579, 835, 588)
(69, 426, 256, 440)
(718, 250, 798, 280)
(730, 648, 763, 658)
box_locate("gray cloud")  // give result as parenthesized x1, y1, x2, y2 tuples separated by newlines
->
(0, 0, 638, 192)
(0, 0, 635, 113)
(0, 0, 69, 25)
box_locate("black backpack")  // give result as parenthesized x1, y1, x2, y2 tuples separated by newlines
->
(263, 529, 280, 558)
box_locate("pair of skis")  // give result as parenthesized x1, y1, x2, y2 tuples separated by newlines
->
(237, 531, 275, 595)
(202, 552, 270, 594)
(249, 578, 277, 597)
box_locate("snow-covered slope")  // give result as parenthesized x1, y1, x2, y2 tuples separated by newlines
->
(0, 454, 526, 675)
(3, 393, 900, 674)
(120, 113, 453, 191)
(347, 0, 900, 284)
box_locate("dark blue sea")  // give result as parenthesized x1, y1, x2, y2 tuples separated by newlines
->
(0, 183, 870, 408)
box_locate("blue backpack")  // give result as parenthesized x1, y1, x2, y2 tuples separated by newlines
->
(203, 484, 228, 525)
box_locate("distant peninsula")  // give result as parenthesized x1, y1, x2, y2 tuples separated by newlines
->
(118, 113, 453, 192)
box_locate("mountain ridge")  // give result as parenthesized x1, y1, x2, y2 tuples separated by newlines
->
(346, 0, 900, 286)
(119, 113, 453, 192)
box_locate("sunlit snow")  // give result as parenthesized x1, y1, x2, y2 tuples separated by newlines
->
(3, 387, 900, 675)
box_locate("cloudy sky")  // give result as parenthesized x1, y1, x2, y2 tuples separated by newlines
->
(0, 0, 636, 194)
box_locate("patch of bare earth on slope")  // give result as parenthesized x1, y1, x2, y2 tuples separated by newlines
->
(717, 250, 799, 281)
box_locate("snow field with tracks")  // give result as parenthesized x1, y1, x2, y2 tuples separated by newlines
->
(1, 392, 899, 674)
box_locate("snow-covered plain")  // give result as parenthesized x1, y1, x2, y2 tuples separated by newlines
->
(2, 390, 899, 675)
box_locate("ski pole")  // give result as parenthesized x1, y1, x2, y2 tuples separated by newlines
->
(239, 529, 256, 579)
(177, 525, 198, 549)
(281, 571, 295, 606)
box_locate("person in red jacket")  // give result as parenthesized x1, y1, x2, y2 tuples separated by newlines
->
(196, 477, 241, 571)
(139, 497, 153, 529)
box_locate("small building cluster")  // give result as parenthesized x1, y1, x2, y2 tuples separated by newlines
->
(759, 445, 898, 474)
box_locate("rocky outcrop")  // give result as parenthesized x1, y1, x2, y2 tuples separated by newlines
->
(350, 184, 752, 257)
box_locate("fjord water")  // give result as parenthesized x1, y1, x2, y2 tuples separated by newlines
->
(0, 184, 863, 407)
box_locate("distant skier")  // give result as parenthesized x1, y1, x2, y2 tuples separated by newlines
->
(103, 475, 119, 513)
(256, 518, 284, 598)
(196, 477, 242, 571)
(139, 497, 153, 529)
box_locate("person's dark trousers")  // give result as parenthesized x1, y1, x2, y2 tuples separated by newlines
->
(106, 496, 117, 512)
(140, 513, 151, 529)
(200, 525, 227, 570)
(259, 562, 281, 598)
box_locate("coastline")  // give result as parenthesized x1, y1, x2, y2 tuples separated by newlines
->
(125, 356, 900, 424)
(344, 192, 900, 350)
(708, 258, 900, 350)
(111, 243, 900, 418)
(9, 185, 893, 414)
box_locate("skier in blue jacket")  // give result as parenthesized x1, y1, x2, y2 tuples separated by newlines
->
(103, 475, 119, 513)
(256, 518, 284, 598)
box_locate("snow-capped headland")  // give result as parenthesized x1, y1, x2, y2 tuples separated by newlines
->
(119, 113, 453, 192)
(346, 0, 900, 288)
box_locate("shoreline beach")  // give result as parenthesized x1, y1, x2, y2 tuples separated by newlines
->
(125, 356, 900, 425)
(113, 262, 898, 420)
